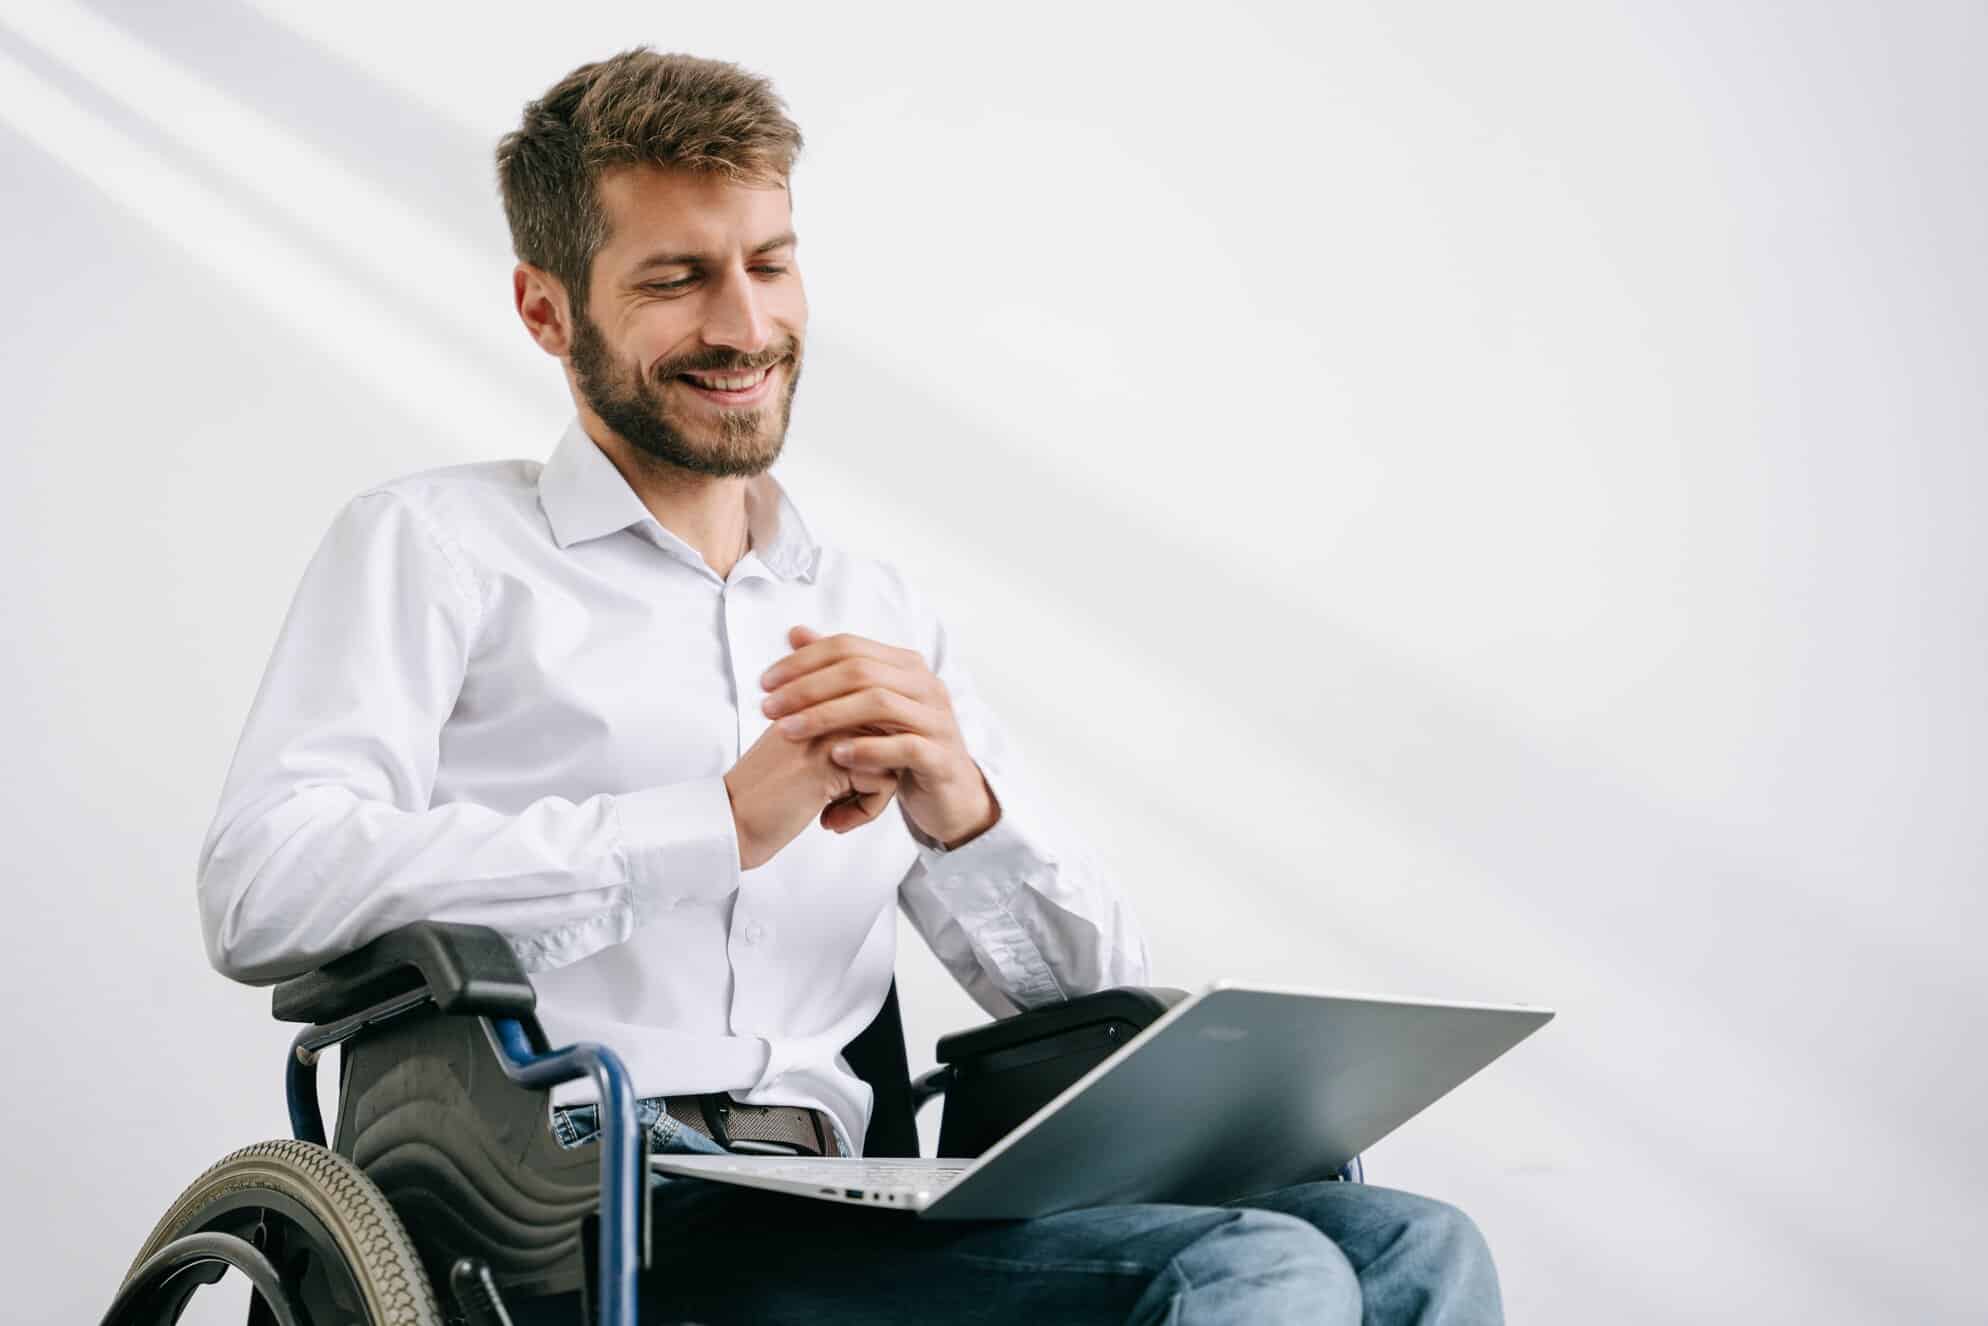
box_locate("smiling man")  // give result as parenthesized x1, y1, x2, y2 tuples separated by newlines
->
(196, 48, 1502, 1325)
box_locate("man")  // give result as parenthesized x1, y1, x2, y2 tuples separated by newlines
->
(197, 47, 1503, 1324)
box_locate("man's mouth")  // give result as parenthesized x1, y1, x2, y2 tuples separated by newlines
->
(674, 362, 779, 406)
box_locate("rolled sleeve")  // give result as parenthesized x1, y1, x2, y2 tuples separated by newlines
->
(887, 572, 1152, 1018)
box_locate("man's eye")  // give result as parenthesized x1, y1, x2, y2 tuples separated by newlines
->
(641, 267, 782, 292)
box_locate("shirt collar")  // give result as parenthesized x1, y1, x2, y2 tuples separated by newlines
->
(536, 417, 822, 583)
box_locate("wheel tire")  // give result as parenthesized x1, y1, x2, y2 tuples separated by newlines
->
(120, 1139, 442, 1326)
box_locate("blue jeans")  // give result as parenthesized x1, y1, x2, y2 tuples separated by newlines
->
(538, 1105, 1501, 1324)
(550, 1096, 732, 1157)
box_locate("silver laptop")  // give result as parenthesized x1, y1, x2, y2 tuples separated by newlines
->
(652, 981, 1553, 1219)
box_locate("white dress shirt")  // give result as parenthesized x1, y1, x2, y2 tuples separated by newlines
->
(197, 417, 1151, 1155)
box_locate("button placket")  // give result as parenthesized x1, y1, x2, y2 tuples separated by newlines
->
(718, 576, 793, 1042)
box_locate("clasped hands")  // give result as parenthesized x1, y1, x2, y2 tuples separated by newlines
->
(721, 625, 999, 870)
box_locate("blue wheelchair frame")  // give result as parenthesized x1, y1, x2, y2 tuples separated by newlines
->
(288, 1004, 648, 1326)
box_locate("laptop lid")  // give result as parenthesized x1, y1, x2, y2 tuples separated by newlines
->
(920, 982, 1553, 1220)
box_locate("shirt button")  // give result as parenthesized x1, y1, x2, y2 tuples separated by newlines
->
(743, 922, 765, 945)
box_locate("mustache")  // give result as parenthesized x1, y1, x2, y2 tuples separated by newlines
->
(655, 338, 800, 382)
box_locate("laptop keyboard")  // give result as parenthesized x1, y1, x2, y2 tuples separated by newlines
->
(657, 1156, 969, 1191)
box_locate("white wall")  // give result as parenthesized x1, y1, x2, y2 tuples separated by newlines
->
(1, 1, 1981, 1321)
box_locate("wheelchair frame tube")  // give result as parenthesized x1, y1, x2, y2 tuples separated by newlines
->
(283, 1008, 644, 1326)
(486, 1017, 643, 1326)
(286, 1026, 329, 1147)
(285, 986, 438, 1147)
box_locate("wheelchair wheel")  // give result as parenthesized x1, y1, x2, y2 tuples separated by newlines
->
(116, 1139, 442, 1325)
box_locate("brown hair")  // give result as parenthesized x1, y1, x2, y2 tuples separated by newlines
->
(496, 48, 803, 315)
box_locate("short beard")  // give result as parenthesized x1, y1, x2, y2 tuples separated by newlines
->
(569, 309, 803, 479)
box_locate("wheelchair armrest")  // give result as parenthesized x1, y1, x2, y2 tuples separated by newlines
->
(925, 985, 1189, 1157)
(270, 921, 537, 1025)
(935, 986, 1188, 1067)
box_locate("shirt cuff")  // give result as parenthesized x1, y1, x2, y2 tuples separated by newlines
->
(904, 762, 1031, 864)
(612, 776, 743, 914)
(902, 764, 1066, 1006)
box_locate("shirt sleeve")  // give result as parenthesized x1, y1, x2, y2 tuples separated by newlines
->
(196, 490, 741, 985)
(890, 578, 1152, 1017)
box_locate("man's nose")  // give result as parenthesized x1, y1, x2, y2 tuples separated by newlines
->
(699, 263, 773, 355)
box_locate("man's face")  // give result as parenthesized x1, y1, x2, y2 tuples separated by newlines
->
(568, 165, 806, 478)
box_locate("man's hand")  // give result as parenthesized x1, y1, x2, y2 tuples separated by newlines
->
(722, 717, 901, 872)
(759, 625, 1000, 851)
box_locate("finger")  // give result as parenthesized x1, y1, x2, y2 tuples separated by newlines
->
(762, 656, 942, 723)
(828, 733, 947, 781)
(762, 630, 925, 693)
(844, 765, 897, 795)
(822, 793, 888, 833)
(775, 687, 949, 745)
(822, 780, 897, 833)
(825, 763, 896, 811)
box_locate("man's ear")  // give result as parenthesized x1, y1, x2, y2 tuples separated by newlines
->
(514, 263, 575, 357)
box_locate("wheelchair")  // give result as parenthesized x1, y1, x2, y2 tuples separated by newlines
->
(100, 921, 1362, 1325)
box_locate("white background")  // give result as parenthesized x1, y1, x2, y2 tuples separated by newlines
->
(1, 2, 1982, 1322)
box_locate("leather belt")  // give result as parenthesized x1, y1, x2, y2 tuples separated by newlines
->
(666, 1092, 843, 1158)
